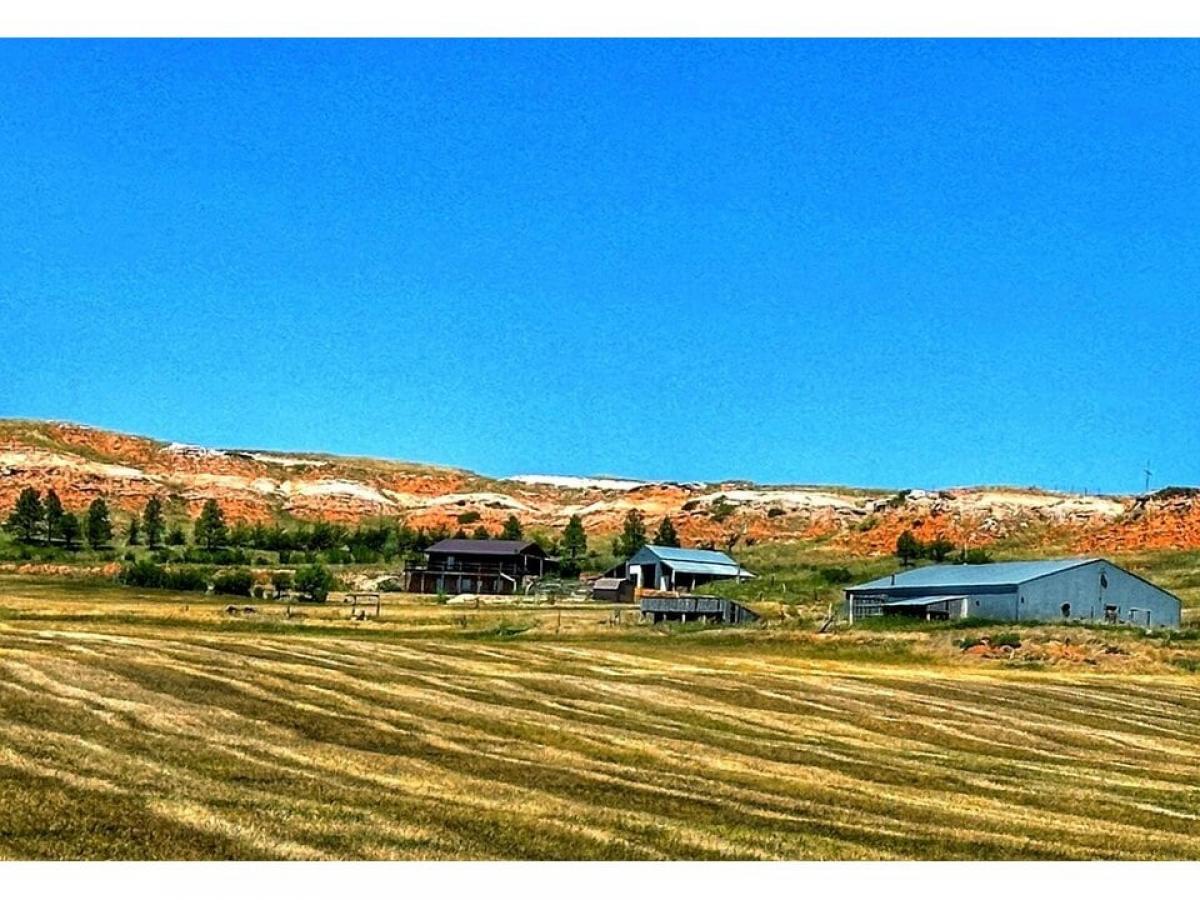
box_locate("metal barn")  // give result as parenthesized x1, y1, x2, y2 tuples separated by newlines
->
(622, 545, 755, 592)
(844, 558, 1181, 627)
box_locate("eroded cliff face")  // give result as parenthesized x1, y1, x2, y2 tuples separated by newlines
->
(2, 419, 1196, 553)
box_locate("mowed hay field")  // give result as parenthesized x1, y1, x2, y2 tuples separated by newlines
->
(2, 578, 1200, 860)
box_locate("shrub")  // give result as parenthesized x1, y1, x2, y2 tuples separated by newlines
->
(376, 577, 405, 592)
(117, 561, 208, 593)
(212, 568, 253, 597)
(163, 568, 208, 592)
(456, 510, 481, 524)
(958, 636, 985, 650)
(963, 548, 993, 564)
(294, 563, 335, 602)
(989, 632, 1021, 649)
(767, 507, 785, 518)
(709, 496, 736, 523)
(270, 570, 294, 596)
(818, 566, 853, 585)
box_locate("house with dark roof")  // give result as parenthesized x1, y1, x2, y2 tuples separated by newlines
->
(844, 558, 1180, 627)
(619, 545, 755, 592)
(404, 539, 556, 595)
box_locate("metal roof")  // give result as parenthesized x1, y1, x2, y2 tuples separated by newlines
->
(633, 545, 739, 565)
(425, 539, 541, 556)
(848, 558, 1098, 592)
(629, 545, 755, 578)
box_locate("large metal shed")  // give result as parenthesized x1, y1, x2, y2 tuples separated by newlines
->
(844, 558, 1181, 627)
(622, 545, 755, 592)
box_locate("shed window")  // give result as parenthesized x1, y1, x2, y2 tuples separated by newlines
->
(1100, 573, 1108, 589)
(1061, 603, 1071, 618)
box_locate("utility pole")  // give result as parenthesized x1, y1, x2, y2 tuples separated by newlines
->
(1143, 461, 1153, 495)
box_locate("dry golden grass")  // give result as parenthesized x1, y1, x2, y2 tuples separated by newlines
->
(2, 576, 1200, 860)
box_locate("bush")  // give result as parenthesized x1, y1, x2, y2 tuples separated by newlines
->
(117, 561, 208, 593)
(963, 548, 993, 564)
(212, 568, 253, 597)
(818, 566, 853, 585)
(989, 632, 1021, 649)
(766, 507, 785, 518)
(456, 510, 481, 524)
(270, 570, 293, 596)
(294, 563, 335, 602)
(376, 577, 405, 592)
(163, 568, 208, 592)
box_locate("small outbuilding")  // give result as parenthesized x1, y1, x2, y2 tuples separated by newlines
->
(844, 558, 1181, 627)
(619, 545, 755, 592)
(590, 577, 635, 604)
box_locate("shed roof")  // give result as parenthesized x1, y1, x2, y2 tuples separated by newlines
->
(848, 558, 1097, 592)
(425, 539, 542, 556)
(628, 545, 755, 578)
(592, 578, 629, 591)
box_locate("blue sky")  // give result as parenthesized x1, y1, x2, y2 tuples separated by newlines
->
(1, 39, 1197, 492)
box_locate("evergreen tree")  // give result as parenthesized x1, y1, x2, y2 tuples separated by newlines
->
(143, 496, 165, 548)
(60, 512, 81, 550)
(561, 514, 587, 559)
(86, 498, 113, 549)
(895, 530, 923, 566)
(614, 509, 647, 558)
(166, 524, 187, 546)
(44, 489, 64, 543)
(193, 499, 227, 551)
(500, 514, 523, 541)
(6, 487, 44, 542)
(471, 525, 491, 541)
(127, 513, 141, 546)
(652, 516, 680, 548)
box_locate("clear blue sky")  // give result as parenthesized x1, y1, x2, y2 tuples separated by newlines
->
(2, 39, 1198, 492)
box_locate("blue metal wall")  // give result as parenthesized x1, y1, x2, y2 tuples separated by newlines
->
(846, 560, 1181, 627)
(1016, 560, 1180, 627)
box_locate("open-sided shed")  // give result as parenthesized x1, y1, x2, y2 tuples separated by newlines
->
(622, 545, 755, 592)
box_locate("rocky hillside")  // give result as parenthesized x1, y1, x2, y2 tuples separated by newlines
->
(2, 419, 1198, 554)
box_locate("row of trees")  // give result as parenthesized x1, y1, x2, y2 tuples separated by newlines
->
(895, 530, 992, 566)
(6, 488, 693, 565)
(6, 488, 116, 549)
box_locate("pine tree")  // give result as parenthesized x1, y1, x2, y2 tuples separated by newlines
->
(500, 514, 523, 541)
(127, 513, 141, 546)
(615, 509, 647, 558)
(193, 499, 227, 551)
(895, 530, 923, 566)
(44, 489, 64, 544)
(6, 487, 44, 542)
(143, 496, 165, 548)
(86, 498, 113, 549)
(60, 512, 81, 550)
(561, 514, 587, 559)
(471, 525, 491, 540)
(652, 516, 679, 548)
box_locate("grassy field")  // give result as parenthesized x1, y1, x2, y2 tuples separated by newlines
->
(3, 575, 1200, 860)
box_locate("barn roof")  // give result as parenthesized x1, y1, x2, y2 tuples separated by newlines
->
(629, 545, 755, 578)
(425, 539, 542, 556)
(848, 558, 1098, 592)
